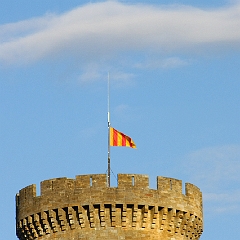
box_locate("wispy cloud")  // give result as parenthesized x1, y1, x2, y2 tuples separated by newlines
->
(110, 71, 136, 88)
(204, 191, 240, 213)
(185, 145, 240, 186)
(78, 64, 105, 84)
(135, 57, 190, 69)
(77, 63, 135, 87)
(204, 191, 240, 203)
(1, 1, 240, 66)
(183, 145, 240, 213)
(79, 126, 97, 139)
(113, 103, 137, 123)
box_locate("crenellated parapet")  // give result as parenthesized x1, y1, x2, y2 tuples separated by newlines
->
(16, 174, 203, 240)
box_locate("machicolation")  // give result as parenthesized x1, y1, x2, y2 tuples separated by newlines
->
(16, 173, 203, 239)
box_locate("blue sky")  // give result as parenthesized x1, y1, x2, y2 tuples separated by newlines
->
(0, 0, 240, 239)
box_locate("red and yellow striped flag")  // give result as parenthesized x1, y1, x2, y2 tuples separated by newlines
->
(110, 127, 136, 148)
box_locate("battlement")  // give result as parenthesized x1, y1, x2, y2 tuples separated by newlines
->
(16, 174, 203, 240)
(17, 174, 201, 200)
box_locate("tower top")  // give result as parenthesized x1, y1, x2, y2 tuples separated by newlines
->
(16, 173, 203, 239)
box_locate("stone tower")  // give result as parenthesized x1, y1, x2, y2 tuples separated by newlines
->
(16, 173, 203, 239)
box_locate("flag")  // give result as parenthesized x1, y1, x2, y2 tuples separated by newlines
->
(110, 127, 136, 148)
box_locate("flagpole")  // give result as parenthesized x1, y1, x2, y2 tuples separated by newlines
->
(107, 72, 111, 187)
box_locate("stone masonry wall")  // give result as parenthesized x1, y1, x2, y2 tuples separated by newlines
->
(16, 174, 203, 240)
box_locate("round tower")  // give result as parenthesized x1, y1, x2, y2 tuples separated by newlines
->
(16, 174, 203, 239)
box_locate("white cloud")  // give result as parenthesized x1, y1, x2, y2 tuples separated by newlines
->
(1, 1, 240, 66)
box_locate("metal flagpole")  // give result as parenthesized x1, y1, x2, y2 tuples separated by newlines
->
(107, 72, 111, 187)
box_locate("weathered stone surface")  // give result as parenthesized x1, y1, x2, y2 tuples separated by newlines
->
(16, 174, 203, 239)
